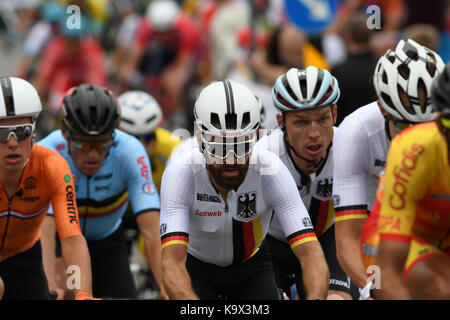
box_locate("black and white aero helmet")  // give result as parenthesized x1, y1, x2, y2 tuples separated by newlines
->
(119, 91, 163, 135)
(194, 80, 261, 158)
(373, 38, 445, 123)
(0, 77, 42, 121)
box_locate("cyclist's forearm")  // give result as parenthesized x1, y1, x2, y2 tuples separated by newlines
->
(336, 239, 368, 288)
(143, 232, 165, 294)
(295, 242, 329, 299)
(40, 216, 59, 290)
(162, 262, 198, 300)
(61, 235, 93, 297)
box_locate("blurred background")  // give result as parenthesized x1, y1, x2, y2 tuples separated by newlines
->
(0, 0, 447, 137)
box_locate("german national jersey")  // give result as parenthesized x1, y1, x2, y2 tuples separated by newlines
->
(0, 145, 81, 262)
(333, 101, 390, 221)
(160, 147, 318, 267)
(255, 129, 335, 240)
(38, 129, 160, 241)
(378, 122, 450, 249)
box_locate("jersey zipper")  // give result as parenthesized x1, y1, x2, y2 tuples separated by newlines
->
(225, 203, 229, 213)
(0, 189, 23, 250)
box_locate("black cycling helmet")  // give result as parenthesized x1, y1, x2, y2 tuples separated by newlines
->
(60, 84, 121, 136)
(431, 62, 450, 115)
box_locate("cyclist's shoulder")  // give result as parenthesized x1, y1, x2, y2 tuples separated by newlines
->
(111, 129, 145, 154)
(37, 130, 66, 149)
(29, 144, 71, 173)
(393, 121, 441, 146)
(336, 101, 384, 139)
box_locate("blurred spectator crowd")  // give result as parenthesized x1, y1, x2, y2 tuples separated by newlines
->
(0, 0, 448, 139)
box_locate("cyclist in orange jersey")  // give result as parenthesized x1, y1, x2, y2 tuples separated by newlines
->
(374, 64, 450, 299)
(0, 77, 95, 300)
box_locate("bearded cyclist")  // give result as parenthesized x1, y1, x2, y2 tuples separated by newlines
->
(38, 84, 166, 300)
(332, 39, 444, 299)
(160, 80, 329, 300)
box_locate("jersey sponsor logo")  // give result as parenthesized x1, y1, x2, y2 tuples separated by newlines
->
(316, 178, 333, 198)
(137, 156, 150, 180)
(64, 174, 71, 183)
(25, 176, 36, 190)
(56, 143, 65, 151)
(303, 217, 313, 228)
(389, 143, 424, 210)
(196, 193, 221, 203)
(378, 215, 402, 231)
(95, 185, 110, 192)
(160, 223, 167, 235)
(143, 182, 155, 194)
(332, 194, 341, 206)
(237, 192, 257, 220)
(66, 185, 78, 224)
(194, 209, 222, 217)
(19, 196, 40, 202)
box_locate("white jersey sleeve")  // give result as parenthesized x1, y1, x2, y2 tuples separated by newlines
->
(159, 154, 195, 249)
(332, 102, 389, 221)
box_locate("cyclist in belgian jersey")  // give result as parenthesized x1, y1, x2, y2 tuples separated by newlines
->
(256, 66, 358, 299)
(160, 80, 329, 300)
(332, 39, 444, 297)
(38, 84, 165, 299)
(374, 63, 450, 299)
(0, 77, 94, 300)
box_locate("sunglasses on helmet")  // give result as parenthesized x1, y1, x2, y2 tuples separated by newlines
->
(0, 123, 34, 142)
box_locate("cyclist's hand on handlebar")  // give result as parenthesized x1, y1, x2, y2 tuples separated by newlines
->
(75, 292, 101, 300)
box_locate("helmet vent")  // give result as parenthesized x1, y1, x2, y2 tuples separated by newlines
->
(146, 114, 157, 124)
(225, 113, 237, 130)
(398, 64, 410, 80)
(425, 53, 437, 77)
(381, 92, 396, 111)
(241, 112, 250, 129)
(403, 41, 419, 61)
(210, 112, 221, 130)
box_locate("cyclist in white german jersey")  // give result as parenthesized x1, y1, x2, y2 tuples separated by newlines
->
(256, 66, 358, 299)
(332, 39, 444, 297)
(160, 80, 329, 300)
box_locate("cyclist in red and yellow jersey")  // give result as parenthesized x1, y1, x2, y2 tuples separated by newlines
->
(0, 77, 95, 300)
(374, 64, 450, 299)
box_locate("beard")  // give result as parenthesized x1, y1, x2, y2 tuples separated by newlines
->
(206, 161, 249, 191)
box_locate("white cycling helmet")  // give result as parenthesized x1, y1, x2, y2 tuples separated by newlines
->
(373, 38, 445, 123)
(0, 77, 42, 121)
(272, 66, 340, 112)
(119, 91, 163, 135)
(146, 0, 180, 32)
(194, 80, 261, 158)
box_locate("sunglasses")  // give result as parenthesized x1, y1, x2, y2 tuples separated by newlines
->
(67, 131, 115, 151)
(201, 133, 256, 159)
(439, 113, 450, 129)
(0, 124, 34, 142)
(136, 132, 156, 144)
